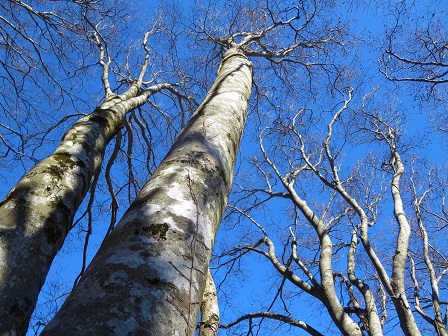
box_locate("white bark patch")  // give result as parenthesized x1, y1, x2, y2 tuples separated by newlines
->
(105, 248, 148, 268)
(57, 142, 85, 158)
(115, 203, 162, 229)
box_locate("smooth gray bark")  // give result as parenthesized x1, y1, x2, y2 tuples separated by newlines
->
(42, 48, 253, 335)
(389, 151, 421, 336)
(0, 83, 166, 336)
(348, 231, 384, 336)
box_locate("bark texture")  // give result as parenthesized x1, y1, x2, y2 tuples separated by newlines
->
(42, 48, 252, 335)
(199, 269, 220, 336)
(0, 84, 163, 336)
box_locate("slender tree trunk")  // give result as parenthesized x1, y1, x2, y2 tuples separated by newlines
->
(319, 235, 363, 336)
(390, 151, 421, 336)
(199, 268, 220, 336)
(41, 47, 253, 335)
(0, 83, 166, 336)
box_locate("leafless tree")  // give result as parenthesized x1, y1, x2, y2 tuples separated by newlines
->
(216, 85, 448, 335)
(0, 2, 192, 332)
(4, 1, 445, 335)
(379, 0, 448, 117)
(1, 1, 114, 163)
(40, 43, 253, 335)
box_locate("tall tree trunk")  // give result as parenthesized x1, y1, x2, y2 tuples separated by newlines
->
(0, 83, 166, 336)
(41, 47, 253, 335)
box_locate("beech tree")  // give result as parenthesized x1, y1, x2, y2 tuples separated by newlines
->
(0, 0, 125, 163)
(199, 269, 220, 336)
(40, 45, 253, 335)
(0, 32, 180, 336)
(2, 0, 446, 335)
(40, 0, 343, 332)
(380, 1, 448, 88)
(1, 0, 349, 334)
(0, 1, 189, 334)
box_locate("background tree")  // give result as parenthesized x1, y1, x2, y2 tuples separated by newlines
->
(379, 0, 448, 133)
(199, 269, 220, 336)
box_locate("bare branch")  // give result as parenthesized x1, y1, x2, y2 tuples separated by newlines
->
(221, 311, 323, 336)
